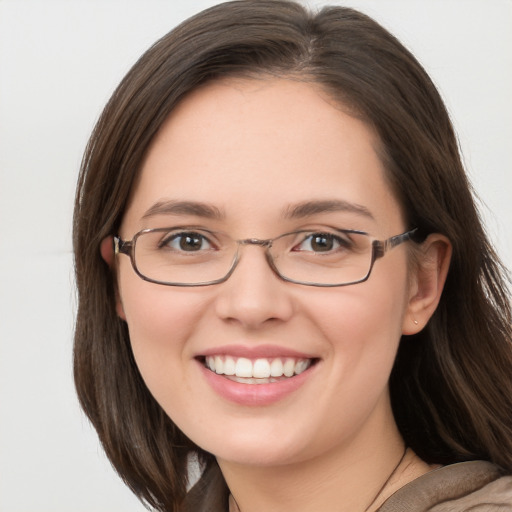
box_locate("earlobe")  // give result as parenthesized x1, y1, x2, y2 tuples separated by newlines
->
(100, 236, 127, 321)
(402, 234, 452, 335)
(100, 236, 115, 267)
(116, 299, 127, 321)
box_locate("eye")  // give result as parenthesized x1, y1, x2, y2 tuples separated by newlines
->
(294, 232, 349, 253)
(160, 231, 213, 252)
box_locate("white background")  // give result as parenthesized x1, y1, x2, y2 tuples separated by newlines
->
(0, 1, 511, 510)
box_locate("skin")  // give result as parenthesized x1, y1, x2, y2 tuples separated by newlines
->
(108, 78, 451, 511)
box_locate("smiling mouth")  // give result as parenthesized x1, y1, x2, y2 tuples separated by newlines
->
(198, 356, 318, 384)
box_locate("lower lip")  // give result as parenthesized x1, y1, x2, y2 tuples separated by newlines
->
(198, 361, 316, 406)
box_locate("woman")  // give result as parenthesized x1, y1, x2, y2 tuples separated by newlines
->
(73, 1, 512, 511)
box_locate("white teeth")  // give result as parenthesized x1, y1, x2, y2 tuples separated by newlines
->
(223, 356, 236, 376)
(214, 356, 224, 374)
(253, 359, 271, 378)
(270, 358, 284, 377)
(235, 358, 253, 378)
(283, 358, 295, 377)
(295, 359, 310, 374)
(229, 376, 281, 384)
(204, 355, 312, 380)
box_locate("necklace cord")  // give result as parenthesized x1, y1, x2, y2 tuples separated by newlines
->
(228, 445, 409, 512)
(363, 445, 408, 512)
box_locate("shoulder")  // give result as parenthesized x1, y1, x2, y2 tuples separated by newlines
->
(182, 460, 512, 512)
(379, 461, 512, 511)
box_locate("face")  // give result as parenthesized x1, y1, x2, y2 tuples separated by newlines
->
(116, 78, 416, 468)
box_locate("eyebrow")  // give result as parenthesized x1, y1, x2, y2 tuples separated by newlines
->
(282, 199, 375, 220)
(142, 198, 374, 222)
(142, 200, 224, 220)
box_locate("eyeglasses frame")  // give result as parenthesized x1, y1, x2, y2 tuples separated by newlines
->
(113, 227, 421, 287)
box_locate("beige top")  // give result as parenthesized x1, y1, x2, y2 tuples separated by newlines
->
(183, 460, 512, 511)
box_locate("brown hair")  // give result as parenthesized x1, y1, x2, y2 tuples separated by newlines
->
(73, 1, 512, 510)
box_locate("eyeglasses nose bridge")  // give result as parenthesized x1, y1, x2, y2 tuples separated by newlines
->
(235, 238, 275, 265)
(236, 237, 275, 263)
(228, 237, 279, 279)
(238, 238, 273, 248)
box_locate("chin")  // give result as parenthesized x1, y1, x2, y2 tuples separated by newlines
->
(195, 426, 315, 468)
(216, 446, 303, 468)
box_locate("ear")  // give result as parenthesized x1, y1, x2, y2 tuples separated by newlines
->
(100, 236, 115, 267)
(402, 233, 452, 335)
(100, 236, 127, 321)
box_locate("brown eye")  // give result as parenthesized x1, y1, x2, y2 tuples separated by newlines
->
(295, 233, 345, 253)
(162, 232, 212, 252)
(310, 234, 335, 252)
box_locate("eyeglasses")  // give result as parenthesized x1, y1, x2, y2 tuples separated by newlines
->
(114, 227, 419, 287)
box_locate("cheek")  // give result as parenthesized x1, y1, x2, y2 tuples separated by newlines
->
(118, 273, 211, 399)
(309, 263, 409, 385)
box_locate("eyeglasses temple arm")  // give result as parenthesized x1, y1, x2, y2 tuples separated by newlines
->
(113, 236, 133, 256)
(372, 228, 421, 260)
(388, 228, 419, 248)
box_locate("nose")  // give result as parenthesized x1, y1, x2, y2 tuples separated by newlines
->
(214, 244, 294, 329)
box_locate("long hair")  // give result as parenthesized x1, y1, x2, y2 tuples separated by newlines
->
(73, 1, 512, 510)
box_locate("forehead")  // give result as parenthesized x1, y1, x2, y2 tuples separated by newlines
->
(123, 77, 404, 234)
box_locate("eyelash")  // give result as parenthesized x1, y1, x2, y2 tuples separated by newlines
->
(159, 231, 215, 252)
(155, 227, 358, 254)
(292, 232, 353, 253)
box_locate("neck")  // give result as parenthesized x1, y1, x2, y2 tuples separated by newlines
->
(218, 410, 433, 512)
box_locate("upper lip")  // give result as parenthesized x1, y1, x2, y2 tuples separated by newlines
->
(197, 344, 318, 360)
